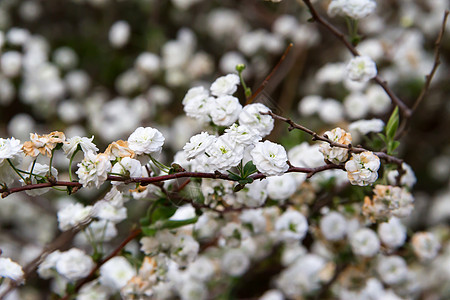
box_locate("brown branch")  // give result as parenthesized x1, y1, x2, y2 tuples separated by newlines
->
(301, 0, 412, 118)
(263, 111, 404, 166)
(411, 10, 449, 113)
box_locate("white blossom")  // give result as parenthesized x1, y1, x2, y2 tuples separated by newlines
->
(266, 173, 297, 202)
(135, 52, 160, 75)
(76, 152, 111, 188)
(99, 256, 136, 291)
(275, 210, 308, 242)
(20, 162, 58, 196)
(93, 200, 127, 223)
(171, 234, 200, 266)
(298, 95, 322, 116)
(109, 20, 130, 48)
(412, 232, 440, 261)
(387, 163, 416, 188)
(345, 151, 380, 186)
(238, 103, 274, 137)
(37, 250, 61, 279)
(0, 137, 22, 163)
(0, 257, 24, 282)
(62, 136, 98, 158)
(206, 135, 244, 172)
(128, 127, 165, 155)
(350, 228, 380, 257)
(378, 217, 407, 249)
(319, 127, 352, 164)
(328, 0, 377, 19)
(251, 141, 289, 176)
(210, 95, 242, 126)
(55, 248, 94, 281)
(1, 51, 22, 77)
(210, 73, 240, 97)
(346, 56, 377, 82)
(320, 211, 347, 241)
(222, 249, 250, 276)
(57, 202, 93, 231)
(224, 123, 261, 146)
(377, 255, 408, 285)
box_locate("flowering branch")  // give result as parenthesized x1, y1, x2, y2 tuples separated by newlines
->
(262, 111, 404, 166)
(301, 0, 412, 118)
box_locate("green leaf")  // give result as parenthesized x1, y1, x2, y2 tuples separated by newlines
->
(161, 217, 198, 229)
(151, 205, 177, 223)
(142, 227, 157, 236)
(233, 183, 245, 192)
(227, 172, 242, 181)
(386, 106, 399, 141)
(243, 161, 257, 176)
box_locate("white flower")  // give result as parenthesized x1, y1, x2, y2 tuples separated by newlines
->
(55, 248, 94, 281)
(224, 123, 261, 146)
(344, 92, 371, 120)
(171, 234, 200, 266)
(345, 151, 380, 186)
(318, 98, 344, 124)
(99, 256, 136, 291)
(183, 132, 216, 160)
(62, 136, 98, 158)
(387, 163, 416, 188)
(210, 73, 240, 96)
(363, 185, 414, 220)
(57, 202, 93, 231)
(275, 210, 308, 241)
(179, 279, 207, 300)
(76, 152, 112, 188)
(350, 228, 380, 257)
(210, 95, 242, 126)
(235, 179, 268, 207)
(238, 103, 274, 137)
(111, 157, 142, 178)
(0, 137, 22, 163)
(319, 127, 352, 164)
(135, 52, 160, 75)
(240, 209, 266, 234)
(0, 257, 24, 282)
(366, 85, 391, 114)
(320, 211, 347, 241)
(251, 141, 289, 176)
(37, 250, 61, 279)
(349, 119, 385, 136)
(109, 20, 130, 48)
(298, 95, 322, 116)
(20, 162, 58, 196)
(377, 255, 408, 285)
(206, 135, 244, 172)
(128, 127, 165, 155)
(1, 51, 22, 77)
(222, 249, 250, 277)
(186, 257, 215, 282)
(93, 200, 127, 223)
(183, 89, 213, 123)
(266, 173, 297, 202)
(346, 56, 377, 82)
(378, 217, 406, 249)
(328, 0, 376, 19)
(77, 281, 110, 300)
(412, 232, 440, 261)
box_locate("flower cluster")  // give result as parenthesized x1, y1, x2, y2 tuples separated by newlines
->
(319, 127, 352, 164)
(345, 151, 380, 186)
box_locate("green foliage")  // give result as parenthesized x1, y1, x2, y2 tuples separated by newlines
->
(378, 106, 401, 155)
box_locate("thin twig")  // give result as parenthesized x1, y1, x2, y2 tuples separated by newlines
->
(262, 111, 404, 166)
(301, 0, 412, 118)
(411, 10, 449, 113)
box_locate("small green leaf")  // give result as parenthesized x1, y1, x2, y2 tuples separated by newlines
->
(233, 183, 245, 192)
(140, 216, 151, 226)
(151, 205, 177, 223)
(162, 217, 198, 229)
(142, 227, 157, 236)
(386, 106, 399, 141)
(243, 161, 257, 176)
(227, 172, 242, 181)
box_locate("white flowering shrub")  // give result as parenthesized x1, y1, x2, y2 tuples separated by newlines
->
(0, 0, 449, 299)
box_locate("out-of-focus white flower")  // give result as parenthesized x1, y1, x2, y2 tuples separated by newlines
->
(345, 151, 380, 186)
(378, 217, 407, 249)
(179, 279, 207, 300)
(320, 211, 347, 241)
(344, 92, 371, 120)
(387, 163, 416, 188)
(99, 256, 136, 291)
(412, 232, 440, 261)
(171, 234, 200, 266)
(349, 119, 385, 137)
(37, 250, 61, 279)
(239, 103, 274, 137)
(298, 95, 322, 116)
(210, 74, 240, 97)
(240, 209, 266, 234)
(76, 152, 112, 188)
(266, 173, 297, 202)
(0, 137, 22, 163)
(63, 136, 98, 158)
(366, 85, 391, 114)
(77, 280, 110, 300)
(0, 257, 24, 282)
(65, 70, 91, 97)
(346, 56, 377, 82)
(93, 200, 127, 223)
(109, 20, 130, 48)
(53, 46, 78, 70)
(259, 289, 284, 300)
(363, 185, 414, 221)
(55, 248, 94, 281)
(377, 255, 408, 285)
(57, 202, 93, 231)
(210, 95, 242, 126)
(135, 52, 160, 75)
(276, 254, 326, 297)
(6, 28, 30, 46)
(1, 51, 22, 77)
(319, 127, 352, 164)
(222, 249, 250, 276)
(275, 210, 308, 241)
(127, 127, 165, 155)
(251, 141, 289, 176)
(0, 76, 15, 105)
(219, 52, 247, 75)
(186, 256, 215, 282)
(316, 62, 345, 84)
(350, 228, 380, 257)
(318, 99, 344, 124)
(183, 132, 216, 160)
(235, 179, 268, 207)
(328, 0, 376, 19)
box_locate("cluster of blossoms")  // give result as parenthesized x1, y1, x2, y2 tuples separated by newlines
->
(0, 0, 449, 299)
